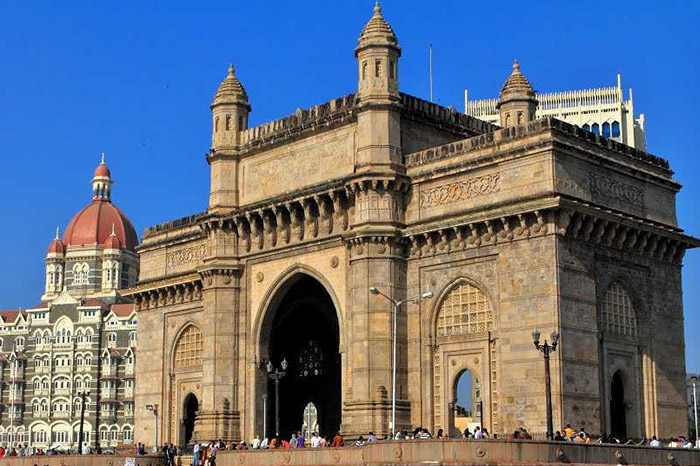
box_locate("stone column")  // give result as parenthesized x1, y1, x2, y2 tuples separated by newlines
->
(195, 262, 243, 442)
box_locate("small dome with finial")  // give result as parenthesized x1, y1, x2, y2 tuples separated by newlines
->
(47, 227, 65, 254)
(499, 60, 536, 100)
(93, 152, 111, 178)
(356, 2, 400, 56)
(103, 223, 122, 250)
(212, 63, 250, 108)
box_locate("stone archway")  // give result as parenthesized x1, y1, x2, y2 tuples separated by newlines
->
(259, 273, 341, 439)
(183, 393, 199, 446)
(452, 369, 482, 436)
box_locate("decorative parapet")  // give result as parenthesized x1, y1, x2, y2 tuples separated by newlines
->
(237, 94, 357, 149)
(400, 93, 497, 136)
(405, 117, 670, 173)
(143, 212, 207, 240)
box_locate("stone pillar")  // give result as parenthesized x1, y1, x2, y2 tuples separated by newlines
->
(195, 262, 243, 442)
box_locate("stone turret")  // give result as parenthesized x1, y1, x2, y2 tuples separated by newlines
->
(211, 64, 251, 151)
(496, 60, 538, 127)
(208, 64, 250, 212)
(355, 2, 401, 103)
(354, 2, 403, 173)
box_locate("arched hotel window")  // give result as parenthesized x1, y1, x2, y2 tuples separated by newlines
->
(583, 124, 591, 132)
(601, 280, 637, 337)
(612, 121, 621, 138)
(592, 123, 600, 135)
(174, 325, 203, 370)
(602, 122, 611, 138)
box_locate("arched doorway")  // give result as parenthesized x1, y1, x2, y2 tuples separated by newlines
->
(610, 371, 626, 438)
(453, 369, 482, 436)
(183, 393, 199, 446)
(260, 274, 340, 439)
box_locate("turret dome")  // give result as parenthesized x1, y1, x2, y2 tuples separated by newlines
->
(212, 64, 250, 109)
(498, 60, 536, 101)
(355, 2, 400, 56)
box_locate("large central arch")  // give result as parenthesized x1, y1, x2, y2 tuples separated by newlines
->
(258, 272, 341, 439)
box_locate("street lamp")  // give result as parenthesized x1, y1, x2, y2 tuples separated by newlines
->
(266, 358, 288, 438)
(145, 404, 159, 452)
(369, 286, 433, 437)
(691, 376, 698, 448)
(78, 391, 90, 453)
(532, 330, 559, 440)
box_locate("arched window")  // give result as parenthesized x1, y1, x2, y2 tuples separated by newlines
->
(174, 325, 203, 370)
(15, 337, 25, 350)
(107, 333, 117, 347)
(129, 332, 137, 347)
(601, 280, 637, 336)
(602, 122, 611, 138)
(592, 123, 600, 135)
(215, 116, 219, 133)
(375, 59, 382, 77)
(436, 282, 493, 337)
(362, 61, 368, 80)
(582, 123, 590, 132)
(225, 115, 231, 131)
(612, 121, 621, 138)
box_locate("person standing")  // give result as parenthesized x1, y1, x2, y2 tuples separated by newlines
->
(331, 432, 343, 447)
(251, 435, 261, 449)
(474, 427, 483, 439)
(192, 442, 201, 466)
(296, 432, 305, 448)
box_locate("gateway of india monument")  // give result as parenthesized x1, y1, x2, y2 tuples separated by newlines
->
(127, 4, 698, 446)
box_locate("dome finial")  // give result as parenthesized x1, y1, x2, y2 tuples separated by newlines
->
(228, 63, 235, 75)
(55, 226, 60, 240)
(374, 1, 381, 14)
(100, 152, 106, 164)
(513, 59, 520, 71)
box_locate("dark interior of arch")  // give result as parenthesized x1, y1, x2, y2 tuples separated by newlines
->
(266, 274, 340, 439)
(610, 371, 627, 438)
(184, 393, 199, 446)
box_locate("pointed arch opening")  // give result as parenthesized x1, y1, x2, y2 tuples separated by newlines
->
(258, 272, 340, 439)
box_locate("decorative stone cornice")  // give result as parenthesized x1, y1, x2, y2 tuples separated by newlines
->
(125, 273, 203, 311)
(200, 185, 353, 255)
(402, 201, 698, 264)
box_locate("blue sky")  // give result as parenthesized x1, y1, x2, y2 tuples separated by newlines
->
(0, 1, 698, 372)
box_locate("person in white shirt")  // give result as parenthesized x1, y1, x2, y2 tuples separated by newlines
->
(649, 436, 660, 447)
(474, 427, 483, 439)
(259, 437, 269, 449)
(251, 435, 261, 449)
(82, 443, 90, 455)
(310, 433, 321, 448)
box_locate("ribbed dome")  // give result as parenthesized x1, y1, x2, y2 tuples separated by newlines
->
(355, 3, 400, 56)
(64, 200, 138, 251)
(212, 64, 250, 108)
(47, 238, 65, 254)
(499, 60, 536, 100)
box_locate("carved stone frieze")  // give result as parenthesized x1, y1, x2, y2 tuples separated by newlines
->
(589, 172, 644, 208)
(133, 279, 203, 311)
(420, 173, 500, 209)
(166, 244, 208, 267)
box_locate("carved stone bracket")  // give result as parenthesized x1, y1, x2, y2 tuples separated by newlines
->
(133, 279, 203, 311)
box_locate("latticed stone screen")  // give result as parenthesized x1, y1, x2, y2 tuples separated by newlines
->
(174, 325, 203, 369)
(601, 281, 637, 336)
(437, 282, 493, 337)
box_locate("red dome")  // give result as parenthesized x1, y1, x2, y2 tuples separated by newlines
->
(47, 238, 65, 254)
(94, 163, 111, 178)
(63, 200, 138, 251)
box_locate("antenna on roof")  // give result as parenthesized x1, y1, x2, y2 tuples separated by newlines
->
(429, 43, 434, 103)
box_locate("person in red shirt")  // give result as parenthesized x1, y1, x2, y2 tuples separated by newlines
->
(331, 432, 344, 447)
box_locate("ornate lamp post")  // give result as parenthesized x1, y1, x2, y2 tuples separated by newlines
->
(532, 330, 559, 440)
(145, 404, 159, 452)
(266, 358, 288, 437)
(691, 376, 698, 448)
(369, 287, 433, 437)
(78, 390, 90, 453)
